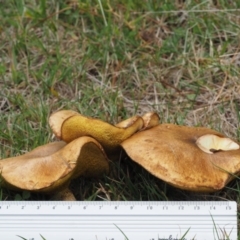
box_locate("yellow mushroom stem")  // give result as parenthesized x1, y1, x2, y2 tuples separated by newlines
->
(196, 134, 240, 154)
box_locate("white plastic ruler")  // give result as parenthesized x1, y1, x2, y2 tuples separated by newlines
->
(0, 201, 237, 240)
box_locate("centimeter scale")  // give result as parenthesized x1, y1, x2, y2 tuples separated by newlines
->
(0, 201, 237, 240)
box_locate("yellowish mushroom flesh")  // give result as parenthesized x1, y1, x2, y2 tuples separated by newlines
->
(49, 110, 161, 154)
(121, 124, 240, 192)
(49, 110, 145, 152)
(0, 137, 109, 193)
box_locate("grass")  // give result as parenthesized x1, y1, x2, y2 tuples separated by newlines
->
(0, 0, 240, 238)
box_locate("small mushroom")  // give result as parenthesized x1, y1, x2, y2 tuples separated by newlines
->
(0, 137, 109, 198)
(121, 123, 240, 192)
(49, 110, 145, 153)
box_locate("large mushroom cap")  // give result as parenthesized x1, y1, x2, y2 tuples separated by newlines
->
(121, 123, 240, 192)
(0, 137, 109, 193)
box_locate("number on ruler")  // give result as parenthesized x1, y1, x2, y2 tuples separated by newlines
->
(147, 206, 153, 210)
(179, 206, 184, 210)
(194, 206, 200, 210)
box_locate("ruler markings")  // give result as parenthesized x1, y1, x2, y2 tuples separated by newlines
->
(0, 201, 237, 240)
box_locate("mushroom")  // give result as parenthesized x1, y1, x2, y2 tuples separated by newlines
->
(49, 110, 159, 154)
(121, 123, 240, 192)
(0, 137, 109, 199)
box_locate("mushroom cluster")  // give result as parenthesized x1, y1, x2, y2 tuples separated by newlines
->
(0, 110, 240, 199)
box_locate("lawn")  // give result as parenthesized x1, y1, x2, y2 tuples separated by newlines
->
(0, 0, 240, 235)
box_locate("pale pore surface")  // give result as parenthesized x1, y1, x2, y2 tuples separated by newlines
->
(196, 134, 239, 154)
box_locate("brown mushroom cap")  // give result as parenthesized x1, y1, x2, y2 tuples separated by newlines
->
(121, 123, 240, 192)
(0, 137, 109, 193)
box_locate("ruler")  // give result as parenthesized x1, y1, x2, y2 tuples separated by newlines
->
(0, 201, 237, 240)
